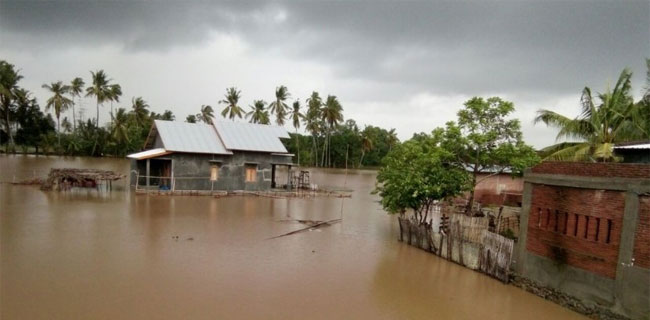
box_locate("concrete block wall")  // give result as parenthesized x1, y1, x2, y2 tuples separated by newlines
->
(516, 162, 650, 319)
(131, 152, 292, 191)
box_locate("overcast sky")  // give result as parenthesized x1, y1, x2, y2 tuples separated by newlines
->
(1, 0, 648, 148)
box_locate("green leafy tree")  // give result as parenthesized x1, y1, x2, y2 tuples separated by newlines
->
(186, 114, 197, 123)
(0, 60, 23, 151)
(375, 136, 471, 223)
(131, 97, 150, 127)
(269, 85, 290, 126)
(69, 77, 84, 130)
(42, 81, 73, 145)
(85, 70, 112, 127)
(219, 87, 244, 121)
(246, 100, 270, 124)
(321, 95, 344, 167)
(108, 84, 122, 124)
(535, 68, 648, 161)
(159, 110, 175, 121)
(61, 117, 72, 133)
(443, 97, 539, 214)
(14, 89, 55, 154)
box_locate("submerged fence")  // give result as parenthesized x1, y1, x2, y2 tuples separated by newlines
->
(398, 209, 515, 283)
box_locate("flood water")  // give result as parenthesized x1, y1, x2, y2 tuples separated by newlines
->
(1, 155, 584, 319)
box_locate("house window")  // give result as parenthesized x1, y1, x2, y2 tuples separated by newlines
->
(210, 165, 219, 181)
(245, 165, 257, 182)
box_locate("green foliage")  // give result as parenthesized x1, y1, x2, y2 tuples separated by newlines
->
(269, 85, 290, 126)
(374, 135, 471, 223)
(438, 97, 539, 213)
(219, 87, 244, 121)
(535, 68, 649, 162)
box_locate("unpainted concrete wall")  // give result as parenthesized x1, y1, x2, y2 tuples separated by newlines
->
(130, 152, 292, 191)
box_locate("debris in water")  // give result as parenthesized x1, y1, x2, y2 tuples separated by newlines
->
(267, 219, 342, 239)
(186, 237, 194, 241)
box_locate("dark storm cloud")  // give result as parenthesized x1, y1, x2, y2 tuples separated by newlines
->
(1, 1, 648, 96)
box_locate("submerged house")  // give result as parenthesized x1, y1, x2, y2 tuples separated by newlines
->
(127, 120, 294, 191)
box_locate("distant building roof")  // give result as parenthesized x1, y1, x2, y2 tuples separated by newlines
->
(155, 120, 233, 155)
(213, 121, 290, 153)
(129, 120, 291, 158)
(127, 148, 172, 160)
(614, 141, 650, 150)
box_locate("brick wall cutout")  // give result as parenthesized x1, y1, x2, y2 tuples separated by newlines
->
(526, 184, 625, 278)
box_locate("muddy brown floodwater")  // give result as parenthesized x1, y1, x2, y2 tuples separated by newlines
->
(0, 155, 585, 319)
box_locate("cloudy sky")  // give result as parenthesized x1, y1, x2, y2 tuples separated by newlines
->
(1, 0, 648, 148)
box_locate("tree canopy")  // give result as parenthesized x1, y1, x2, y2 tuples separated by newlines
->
(535, 67, 650, 162)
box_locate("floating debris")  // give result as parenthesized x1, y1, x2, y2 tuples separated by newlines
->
(267, 219, 342, 240)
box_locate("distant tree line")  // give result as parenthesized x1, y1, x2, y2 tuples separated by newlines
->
(0, 59, 398, 167)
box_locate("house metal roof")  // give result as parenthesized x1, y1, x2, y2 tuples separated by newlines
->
(154, 120, 233, 155)
(127, 148, 172, 160)
(614, 142, 650, 150)
(213, 121, 290, 153)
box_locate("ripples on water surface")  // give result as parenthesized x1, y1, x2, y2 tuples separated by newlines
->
(0, 155, 584, 319)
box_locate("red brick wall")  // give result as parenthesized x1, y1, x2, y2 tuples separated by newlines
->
(633, 196, 650, 269)
(531, 162, 650, 179)
(526, 184, 625, 278)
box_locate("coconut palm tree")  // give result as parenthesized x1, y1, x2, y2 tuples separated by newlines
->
(359, 130, 373, 167)
(387, 128, 399, 151)
(291, 100, 304, 165)
(269, 85, 290, 126)
(108, 84, 122, 123)
(304, 91, 323, 166)
(0, 60, 23, 151)
(197, 105, 215, 124)
(246, 100, 270, 124)
(42, 81, 73, 145)
(85, 70, 112, 127)
(219, 87, 244, 121)
(61, 117, 72, 133)
(110, 107, 130, 153)
(321, 95, 344, 167)
(69, 77, 84, 130)
(535, 68, 647, 162)
(131, 97, 150, 127)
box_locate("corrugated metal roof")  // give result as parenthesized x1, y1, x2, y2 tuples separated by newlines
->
(127, 148, 171, 160)
(614, 143, 650, 150)
(213, 121, 290, 153)
(155, 120, 232, 154)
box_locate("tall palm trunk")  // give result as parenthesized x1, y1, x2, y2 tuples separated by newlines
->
(56, 116, 61, 147)
(311, 134, 318, 167)
(96, 101, 100, 127)
(4, 109, 14, 152)
(72, 98, 76, 131)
